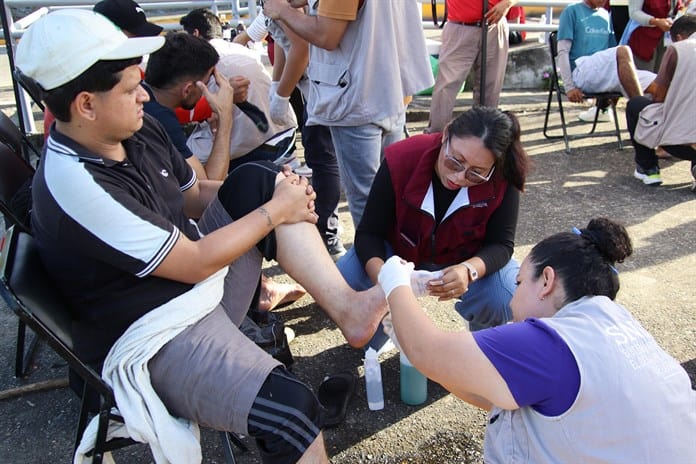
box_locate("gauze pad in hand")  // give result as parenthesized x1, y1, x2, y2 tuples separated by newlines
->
(410, 269, 444, 297)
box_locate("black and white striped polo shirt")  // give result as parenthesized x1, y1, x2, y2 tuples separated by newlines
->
(32, 115, 201, 364)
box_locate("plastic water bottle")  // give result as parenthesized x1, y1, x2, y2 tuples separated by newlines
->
(364, 348, 384, 410)
(400, 351, 427, 405)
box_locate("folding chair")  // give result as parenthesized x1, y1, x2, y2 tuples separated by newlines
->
(0, 142, 33, 234)
(0, 111, 41, 166)
(0, 227, 246, 463)
(543, 31, 623, 154)
(0, 143, 37, 377)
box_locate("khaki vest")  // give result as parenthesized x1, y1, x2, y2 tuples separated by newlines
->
(484, 296, 696, 463)
(635, 33, 696, 147)
(305, 0, 432, 127)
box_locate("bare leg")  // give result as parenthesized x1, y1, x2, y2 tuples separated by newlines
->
(257, 274, 306, 311)
(274, 221, 388, 347)
(616, 46, 643, 98)
(297, 432, 329, 464)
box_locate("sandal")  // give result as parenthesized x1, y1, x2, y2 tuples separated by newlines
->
(317, 371, 356, 428)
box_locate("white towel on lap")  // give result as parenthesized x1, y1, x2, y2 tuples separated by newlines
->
(74, 268, 228, 464)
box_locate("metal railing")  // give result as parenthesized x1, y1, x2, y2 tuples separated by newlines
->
(422, 0, 573, 32)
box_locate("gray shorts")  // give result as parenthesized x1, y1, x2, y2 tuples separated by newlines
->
(149, 201, 282, 434)
(149, 302, 282, 434)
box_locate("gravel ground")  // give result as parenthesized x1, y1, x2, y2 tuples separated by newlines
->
(1, 88, 694, 463)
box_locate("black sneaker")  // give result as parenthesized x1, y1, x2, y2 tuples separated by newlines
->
(690, 164, 696, 192)
(326, 237, 347, 262)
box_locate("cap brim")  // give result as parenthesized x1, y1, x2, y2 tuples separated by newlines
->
(130, 21, 164, 38)
(102, 35, 164, 60)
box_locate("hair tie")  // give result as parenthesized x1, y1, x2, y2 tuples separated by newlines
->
(571, 227, 619, 275)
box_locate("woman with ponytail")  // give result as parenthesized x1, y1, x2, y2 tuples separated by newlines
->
(379, 217, 696, 462)
(338, 107, 529, 348)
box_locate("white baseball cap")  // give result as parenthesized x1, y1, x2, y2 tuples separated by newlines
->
(15, 9, 164, 90)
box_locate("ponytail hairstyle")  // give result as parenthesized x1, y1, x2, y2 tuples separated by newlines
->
(444, 106, 530, 191)
(528, 217, 633, 305)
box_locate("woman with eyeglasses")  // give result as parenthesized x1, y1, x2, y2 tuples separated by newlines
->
(377, 217, 696, 461)
(337, 106, 529, 343)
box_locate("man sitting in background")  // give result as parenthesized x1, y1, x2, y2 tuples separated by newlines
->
(557, 0, 655, 123)
(626, 14, 696, 187)
(145, 31, 305, 311)
(179, 8, 299, 172)
(143, 32, 242, 181)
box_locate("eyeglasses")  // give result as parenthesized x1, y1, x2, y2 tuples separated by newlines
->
(442, 140, 496, 184)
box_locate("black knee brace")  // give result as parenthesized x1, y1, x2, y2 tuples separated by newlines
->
(248, 366, 322, 464)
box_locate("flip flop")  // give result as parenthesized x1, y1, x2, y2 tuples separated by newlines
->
(317, 371, 356, 428)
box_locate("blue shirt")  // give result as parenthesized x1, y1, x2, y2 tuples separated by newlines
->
(142, 82, 194, 159)
(558, 2, 616, 70)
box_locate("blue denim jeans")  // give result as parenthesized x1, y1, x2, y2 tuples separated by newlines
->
(337, 246, 518, 348)
(328, 113, 405, 227)
(454, 259, 518, 331)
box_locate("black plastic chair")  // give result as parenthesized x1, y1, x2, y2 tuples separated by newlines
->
(543, 31, 623, 154)
(0, 141, 33, 234)
(0, 104, 41, 165)
(0, 227, 246, 463)
(0, 142, 37, 377)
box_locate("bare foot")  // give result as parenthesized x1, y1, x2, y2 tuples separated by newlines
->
(336, 286, 388, 348)
(257, 276, 306, 311)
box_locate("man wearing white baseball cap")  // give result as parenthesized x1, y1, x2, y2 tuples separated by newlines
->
(16, 8, 387, 464)
(16, 9, 163, 92)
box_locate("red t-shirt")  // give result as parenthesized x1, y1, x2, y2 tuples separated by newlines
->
(447, 0, 507, 23)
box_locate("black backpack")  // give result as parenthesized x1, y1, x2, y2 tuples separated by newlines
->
(240, 308, 294, 368)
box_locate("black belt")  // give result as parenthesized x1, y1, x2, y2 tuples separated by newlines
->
(451, 21, 483, 27)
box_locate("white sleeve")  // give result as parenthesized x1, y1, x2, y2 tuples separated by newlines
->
(557, 39, 576, 91)
(246, 11, 268, 42)
(629, 0, 654, 26)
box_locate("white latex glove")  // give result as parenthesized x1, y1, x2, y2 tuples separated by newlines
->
(269, 81, 279, 100)
(382, 312, 402, 351)
(269, 91, 291, 125)
(378, 256, 415, 299)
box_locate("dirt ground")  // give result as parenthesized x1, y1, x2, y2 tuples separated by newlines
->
(0, 88, 694, 462)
